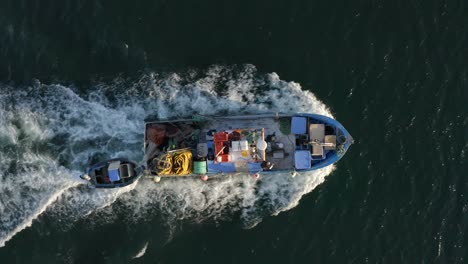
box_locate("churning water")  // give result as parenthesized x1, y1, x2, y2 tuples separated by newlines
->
(0, 65, 334, 248)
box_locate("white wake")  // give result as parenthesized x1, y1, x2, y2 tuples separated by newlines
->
(0, 65, 335, 248)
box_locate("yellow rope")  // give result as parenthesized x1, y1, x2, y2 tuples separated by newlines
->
(172, 151, 192, 175)
(153, 154, 171, 175)
(154, 150, 193, 176)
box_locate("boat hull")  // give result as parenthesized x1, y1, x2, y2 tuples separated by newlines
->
(143, 113, 353, 178)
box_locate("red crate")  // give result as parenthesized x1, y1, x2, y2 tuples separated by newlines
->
(215, 141, 225, 154)
(214, 132, 229, 141)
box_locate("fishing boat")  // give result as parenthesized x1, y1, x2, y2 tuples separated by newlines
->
(143, 113, 353, 181)
(80, 158, 142, 188)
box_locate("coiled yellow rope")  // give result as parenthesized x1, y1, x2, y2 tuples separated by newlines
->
(154, 150, 193, 176)
(156, 154, 173, 175)
(172, 151, 192, 175)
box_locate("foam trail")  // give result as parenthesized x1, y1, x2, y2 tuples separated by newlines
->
(0, 86, 138, 247)
(0, 143, 84, 248)
(114, 167, 333, 229)
(133, 242, 149, 259)
(48, 180, 137, 225)
(0, 176, 81, 247)
(116, 173, 259, 224)
(242, 167, 334, 227)
(0, 97, 85, 247)
(0, 64, 337, 247)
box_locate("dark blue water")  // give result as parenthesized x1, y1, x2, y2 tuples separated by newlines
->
(0, 0, 467, 263)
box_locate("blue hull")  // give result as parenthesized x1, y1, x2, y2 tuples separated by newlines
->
(297, 113, 353, 170)
(144, 113, 353, 177)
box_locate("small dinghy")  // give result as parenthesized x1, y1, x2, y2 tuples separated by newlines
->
(80, 158, 142, 188)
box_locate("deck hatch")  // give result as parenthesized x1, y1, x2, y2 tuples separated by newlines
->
(295, 150, 311, 169)
(108, 161, 121, 181)
(291, 117, 307, 134)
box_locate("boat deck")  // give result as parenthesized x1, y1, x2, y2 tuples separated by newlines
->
(143, 113, 351, 176)
(203, 117, 295, 170)
(144, 115, 300, 175)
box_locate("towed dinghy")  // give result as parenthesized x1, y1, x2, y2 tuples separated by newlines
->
(80, 158, 142, 188)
